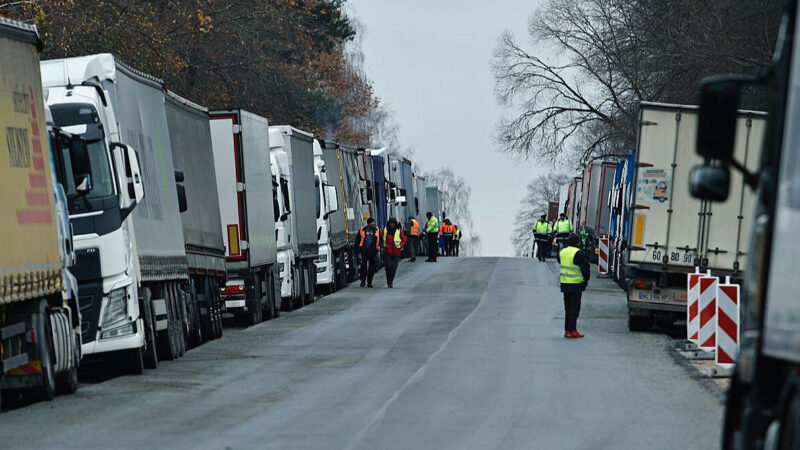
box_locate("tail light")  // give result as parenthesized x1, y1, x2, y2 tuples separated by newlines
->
(632, 279, 653, 290)
(221, 284, 245, 296)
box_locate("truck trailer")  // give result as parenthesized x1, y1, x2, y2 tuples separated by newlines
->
(313, 139, 345, 293)
(42, 54, 188, 371)
(209, 110, 280, 324)
(270, 126, 317, 309)
(623, 102, 765, 331)
(336, 145, 373, 280)
(1, 19, 82, 404)
(166, 92, 225, 340)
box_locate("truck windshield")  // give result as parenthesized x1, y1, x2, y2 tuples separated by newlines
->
(60, 139, 115, 202)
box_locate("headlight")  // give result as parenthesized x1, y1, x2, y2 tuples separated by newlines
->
(315, 254, 328, 263)
(102, 287, 128, 327)
(101, 322, 136, 339)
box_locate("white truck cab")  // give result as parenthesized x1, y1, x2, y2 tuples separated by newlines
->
(313, 139, 339, 293)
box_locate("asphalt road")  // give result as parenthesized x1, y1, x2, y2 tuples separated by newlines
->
(1, 257, 723, 449)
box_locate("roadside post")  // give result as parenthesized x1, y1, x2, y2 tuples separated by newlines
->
(716, 277, 740, 368)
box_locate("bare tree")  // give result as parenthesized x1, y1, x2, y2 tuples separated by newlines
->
(510, 173, 569, 257)
(493, 0, 781, 165)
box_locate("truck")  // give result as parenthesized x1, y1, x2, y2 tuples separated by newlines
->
(166, 92, 225, 339)
(388, 155, 412, 228)
(42, 53, 189, 371)
(608, 149, 636, 285)
(370, 149, 389, 228)
(690, 2, 800, 446)
(578, 161, 616, 241)
(1, 18, 82, 405)
(335, 144, 373, 281)
(269, 126, 317, 309)
(623, 102, 765, 331)
(209, 110, 280, 324)
(313, 139, 345, 293)
(413, 172, 430, 257)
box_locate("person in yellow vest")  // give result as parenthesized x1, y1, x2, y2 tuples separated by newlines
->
(452, 225, 462, 257)
(554, 213, 574, 251)
(407, 216, 421, 262)
(382, 217, 407, 288)
(425, 212, 439, 262)
(560, 233, 590, 338)
(533, 214, 554, 261)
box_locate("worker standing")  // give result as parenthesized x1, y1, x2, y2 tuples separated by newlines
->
(533, 214, 553, 262)
(382, 217, 407, 288)
(453, 225, 462, 257)
(440, 219, 455, 256)
(407, 216, 420, 262)
(359, 217, 380, 287)
(560, 234, 590, 338)
(554, 213, 574, 251)
(425, 212, 439, 262)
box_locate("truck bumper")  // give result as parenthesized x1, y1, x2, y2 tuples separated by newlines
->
(315, 245, 333, 285)
(82, 318, 144, 355)
(277, 250, 293, 298)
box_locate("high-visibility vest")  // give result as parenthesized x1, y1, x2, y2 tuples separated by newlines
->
(440, 224, 454, 236)
(555, 219, 573, 233)
(383, 228, 402, 247)
(359, 226, 380, 249)
(426, 216, 439, 233)
(453, 228, 461, 241)
(409, 219, 420, 236)
(581, 229, 588, 244)
(559, 246, 585, 284)
(534, 221, 551, 234)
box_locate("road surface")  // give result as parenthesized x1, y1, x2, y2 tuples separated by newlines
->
(2, 257, 722, 449)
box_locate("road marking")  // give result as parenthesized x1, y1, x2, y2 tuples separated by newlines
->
(344, 259, 500, 450)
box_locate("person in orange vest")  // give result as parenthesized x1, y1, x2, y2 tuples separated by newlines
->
(440, 219, 455, 256)
(406, 216, 421, 262)
(382, 217, 407, 288)
(358, 217, 380, 288)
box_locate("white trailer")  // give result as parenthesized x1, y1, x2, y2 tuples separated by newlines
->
(624, 102, 765, 330)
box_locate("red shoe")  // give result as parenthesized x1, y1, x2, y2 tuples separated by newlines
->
(564, 331, 572, 338)
(572, 330, 585, 338)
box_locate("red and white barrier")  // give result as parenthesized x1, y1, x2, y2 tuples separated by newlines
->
(598, 237, 609, 276)
(716, 277, 740, 368)
(698, 275, 719, 351)
(686, 268, 705, 344)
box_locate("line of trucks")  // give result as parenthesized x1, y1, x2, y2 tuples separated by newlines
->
(559, 104, 766, 332)
(0, 18, 444, 407)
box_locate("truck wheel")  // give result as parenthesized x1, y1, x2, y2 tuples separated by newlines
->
(56, 332, 80, 395)
(628, 314, 652, 332)
(34, 303, 56, 401)
(263, 272, 275, 320)
(157, 286, 178, 361)
(142, 288, 159, 369)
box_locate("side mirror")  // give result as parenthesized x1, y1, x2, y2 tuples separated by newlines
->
(696, 76, 741, 162)
(111, 142, 145, 215)
(280, 212, 290, 221)
(325, 185, 338, 214)
(176, 184, 188, 213)
(690, 166, 730, 202)
(76, 174, 93, 193)
(125, 145, 144, 204)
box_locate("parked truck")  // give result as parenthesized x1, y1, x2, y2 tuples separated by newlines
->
(313, 139, 345, 294)
(166, 92, 225, 340)
(690, 2, 800, 446)
(623, 102, 765, 331)
(1, 19, 82, 405)
(41, 54, 190, 371)
(336, 144, 373, 280)
(209, 110, 279, 324)
(270, 126, 317, 309)
(608, 149, 636, 285)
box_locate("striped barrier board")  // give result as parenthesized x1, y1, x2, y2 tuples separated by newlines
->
(686, 268, 704, 344)
(598, 237, 609, 277)
(698, 275, 719, 351)
(716, 277, 740, 368)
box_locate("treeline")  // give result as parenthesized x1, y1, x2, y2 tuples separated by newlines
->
(2, 0, 375, 146)
(493, 0, 783, 165)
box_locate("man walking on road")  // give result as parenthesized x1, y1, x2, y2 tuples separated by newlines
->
(554, 213, 574, 251)
(453, 225, 462, 257)
(382, 217, 406, 288)
(407, 216, 420, 262)
(359, 218, 380, 287)
(560, 233, 590, 338)
(425, 212, 439, 262)
(533, 214, 553, 261)
(440, 219, 455, 256)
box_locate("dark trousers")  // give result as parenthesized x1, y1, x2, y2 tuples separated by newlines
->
(556, 233, 570, 251)
(360, 250, 377, 284)
(426, 232, 438, 261)
(454, 240, 460, 256)
(563, 291, 583, 332)
(385, 254, 400, 284)
(444, 236, 454, 256)
(534, 238, 548, 261)
(408, 235, 419, 261)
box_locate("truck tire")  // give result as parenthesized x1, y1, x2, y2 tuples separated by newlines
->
(34, 301, 56, 401)
(627, 314, 652, 332)
(263, 271, 275, 320)
(55, 332, 80, 395)
(188, 282, 203, 348)
(157, 285, 178, 361)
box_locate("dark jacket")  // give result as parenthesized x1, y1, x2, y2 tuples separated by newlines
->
(560, 248, 591, 293)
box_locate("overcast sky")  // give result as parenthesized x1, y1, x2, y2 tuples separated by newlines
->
(348, 0, 547, 256)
